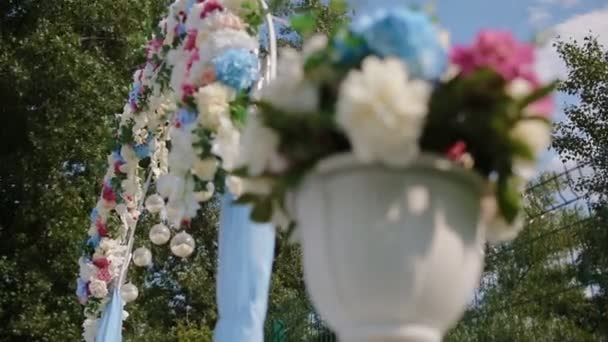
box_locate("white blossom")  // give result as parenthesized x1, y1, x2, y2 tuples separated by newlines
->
(260, 48, 319, 113)
(237, 114, 282, 176)
(88, 279, 109, 299)
(336, 56, 431, 166)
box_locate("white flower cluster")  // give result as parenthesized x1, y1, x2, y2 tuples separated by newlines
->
(154, 0, 260, 229)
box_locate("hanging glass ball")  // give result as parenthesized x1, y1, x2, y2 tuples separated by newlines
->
(132, 247, 152, 267)
(149, 223, 171, 245)
(145, 194, 165, 214)
(170, 232, 195, 258)
(120, 283, 139, 303)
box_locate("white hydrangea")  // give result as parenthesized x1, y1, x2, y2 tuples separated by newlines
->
(168, 127, 198, 173)
(198, 28, 258, 64)
(199, 11, 248, 34)
(79, 258, 98, 282)
(237, 114, 283, 176)
(260, 48, 319, 113)
(88, 279, 109, 299)
(336, 56, 431, 166)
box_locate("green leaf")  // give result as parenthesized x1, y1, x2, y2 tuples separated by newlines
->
(251, 199, 273, 222)
(497, 175, 523, 223)
(518, 81, 558, 109)
(290, 13, 317, 39)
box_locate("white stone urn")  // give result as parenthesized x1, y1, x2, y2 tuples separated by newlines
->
(293, 153, 487, 342)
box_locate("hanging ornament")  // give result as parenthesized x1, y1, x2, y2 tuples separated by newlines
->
(149, 224, 171, 245)
(120, 283, 139, 303)
(145, 194, 165, 213)
(132, 247, 152, 267)
(170, 232, 195, 258)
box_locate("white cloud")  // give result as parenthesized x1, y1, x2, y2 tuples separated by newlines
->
(529, 6, 552, 26)
(528, 0, 582, 26)
(539, 0, 581, 8)
(535, 7, 608, 82)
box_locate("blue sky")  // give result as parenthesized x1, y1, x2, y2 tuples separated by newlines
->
(435, 0, 607, 43)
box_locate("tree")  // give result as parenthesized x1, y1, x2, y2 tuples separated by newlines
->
(552, 35, 608, 338)
(447, 173, 602, 341)
(0, 1, 228, 340)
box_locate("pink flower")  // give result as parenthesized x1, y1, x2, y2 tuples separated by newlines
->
(201, 68, 216, 86)
(186, 50, 200, 73)
(102, 185, 116, 202)
(200, 0, 224, 19)
(450, 30, 535, 82)
(526, 96, 555, 118)
(182, 83, 197, 100)
(96, 220, 109, 237)
(97, 267, 112, 282)
(184, 30, 198, 51)
(114, 160, 125, 175)
(146, 38, 163, 57)
(93, 257, 110, 269)
(446, 141, 467, 161)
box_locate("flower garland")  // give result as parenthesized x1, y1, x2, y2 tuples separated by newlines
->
(77, 1, 186, 340)
(231, 7, 557, 241)
(152, 0, 263, 234)
(77, 0, 265, 340)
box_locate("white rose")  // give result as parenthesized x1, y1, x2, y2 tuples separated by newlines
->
(192, 157, 219, 181)
(302, 34, 328, 58)
(506, 78, 534, 99)
(195, 83, 235, 130)
(260, 49, 319, 113)
(82, 318, 98, 342)
(237, 114, 281, 176)
(99, 238, 119, 252)
(336, 56, 431, 166)
(510, 119, 551, 156)
(88, 279, 109, 299)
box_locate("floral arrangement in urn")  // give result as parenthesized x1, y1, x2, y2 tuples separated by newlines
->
(233, 6, 556, 242)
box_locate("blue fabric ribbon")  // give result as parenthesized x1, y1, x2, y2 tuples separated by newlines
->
(214, 193, 276, 342)
(95, 288, 124, 342)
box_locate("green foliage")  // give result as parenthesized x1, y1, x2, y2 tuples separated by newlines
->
(272, 0, 350, 48)
(551, 35, 608, 338)
(447, 174, 604, 341)
(0, 0, 227, 340)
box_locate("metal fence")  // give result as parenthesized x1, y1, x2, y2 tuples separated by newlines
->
(266, 161, 607, 341)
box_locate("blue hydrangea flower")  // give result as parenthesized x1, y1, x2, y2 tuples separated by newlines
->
(351, 8, 447, 80)
(129, 82, 142, 108)
(111, 150, 125, 163)
(331, 30, 372, 66)
(213, 48, 259, 91)
(134, 135, 155, 159)
(89, 208, 99, 223)
(175, 107, 198, 129)
(76, 278, 89, 299)
(87, 234, 101, 248)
